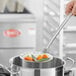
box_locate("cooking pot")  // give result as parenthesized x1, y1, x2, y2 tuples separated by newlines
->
(4, 53, 74, 76)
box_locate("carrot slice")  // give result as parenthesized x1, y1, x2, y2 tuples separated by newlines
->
(37, 55, 43, 60)
(42, 54, 48, 58)
(24, 57, 34, 61)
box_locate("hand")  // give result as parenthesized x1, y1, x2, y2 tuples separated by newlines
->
(65, 1, 76, 15)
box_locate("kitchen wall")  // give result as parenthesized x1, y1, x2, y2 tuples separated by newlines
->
(21, 0, 60, 53)
(20, 0, 61, 56)
(20, 0, 44, 51)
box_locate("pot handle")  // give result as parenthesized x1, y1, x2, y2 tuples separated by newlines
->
(0, 64, 19, 74)
(64, 57, 74, 70)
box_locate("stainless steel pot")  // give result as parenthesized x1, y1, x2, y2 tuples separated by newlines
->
(7, 55, 74, 76)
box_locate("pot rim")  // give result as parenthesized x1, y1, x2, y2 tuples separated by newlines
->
(9, 56, 65, 69)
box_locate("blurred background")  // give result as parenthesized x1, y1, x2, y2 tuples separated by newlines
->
(0, 0, 76, 68)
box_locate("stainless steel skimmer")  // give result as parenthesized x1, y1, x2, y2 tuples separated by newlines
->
(43, 13, 72, 53)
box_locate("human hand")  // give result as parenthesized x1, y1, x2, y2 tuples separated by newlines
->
(65, 1, 76, 15)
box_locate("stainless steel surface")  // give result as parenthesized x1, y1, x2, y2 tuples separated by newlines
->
(9, 56, 64, 76)
(7, 56, 74, 76)
(12, 57, 64, 68)
(64, 57, 74, 70)
(43, 13, 72, 53)
(0, 14, 36, 48)
(0, 53, 74, 76)
(11, 66, 63, 76)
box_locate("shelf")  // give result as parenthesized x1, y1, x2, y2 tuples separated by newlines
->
(64, 26, 76, 32)
(65, 51, 76, 54)
(64, 43, 76, 48)
(0, 14, 36, 22)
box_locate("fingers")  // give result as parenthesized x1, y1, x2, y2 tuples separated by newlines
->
(72, 2, 76, 15)
(65, 1, 76, 15)
(65, 1, 74, 15)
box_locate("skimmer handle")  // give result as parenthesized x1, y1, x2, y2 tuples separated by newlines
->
(43, 13, 72, 53)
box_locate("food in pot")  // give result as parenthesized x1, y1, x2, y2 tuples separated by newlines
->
(24, 56, 34, 61)
(36, 55, 43, 60)
(42, 54, 49, 58)
(24, 54, 52, 62)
